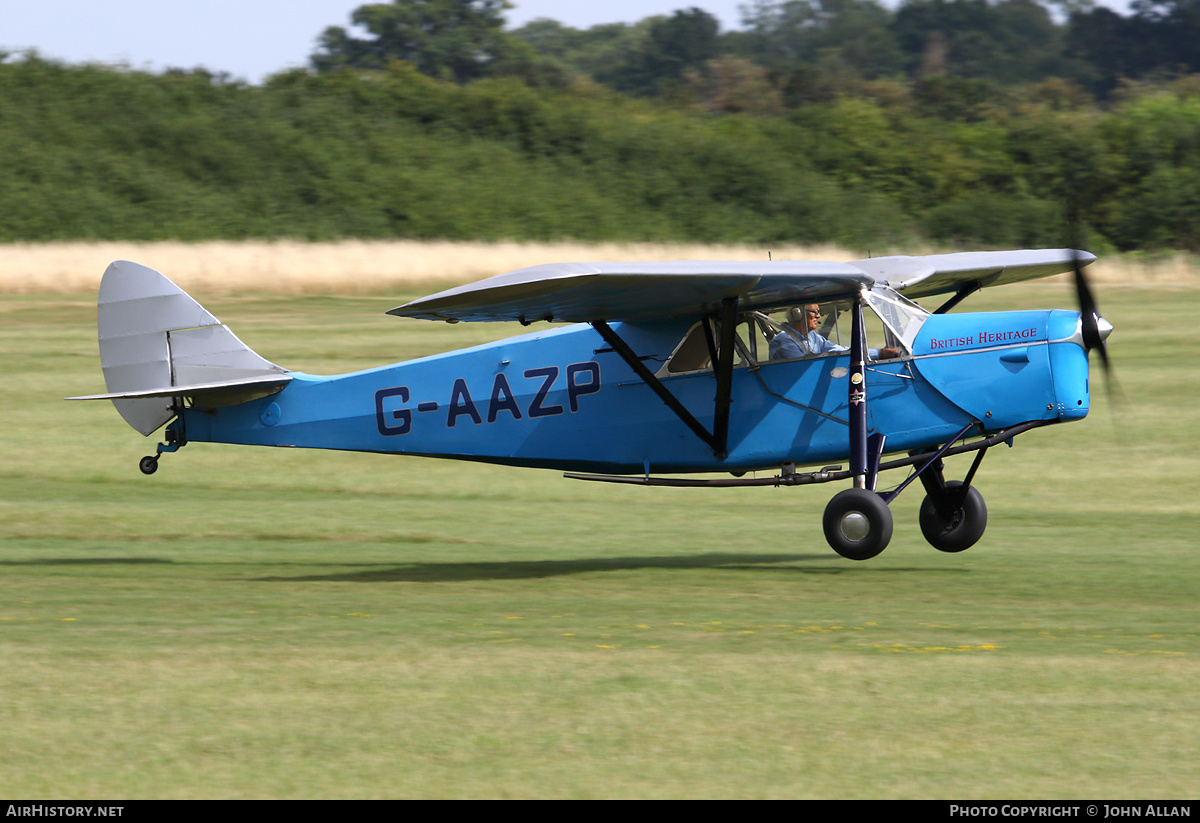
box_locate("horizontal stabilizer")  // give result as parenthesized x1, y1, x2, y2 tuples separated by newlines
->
(68, 374, 291, 403)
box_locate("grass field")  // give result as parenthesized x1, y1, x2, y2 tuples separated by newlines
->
(1, 244, 1199, 798)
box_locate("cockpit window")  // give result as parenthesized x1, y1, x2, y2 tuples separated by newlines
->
(863, 286, 929, 350)
(662, 290, 925, 375)
(664, 322, 715, 374)
(663, 317, 755, 374)
(760, 304, 847, 362)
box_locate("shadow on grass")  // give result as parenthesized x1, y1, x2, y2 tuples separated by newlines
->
(253, 552, 955, 583)
(0, 557, 176, 565)
(0, 553, 966, 581)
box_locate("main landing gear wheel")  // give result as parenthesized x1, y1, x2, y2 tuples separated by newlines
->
(823, 488, 893, 561)
(919, 481, 987, 553)
(139, 455, 159, 475)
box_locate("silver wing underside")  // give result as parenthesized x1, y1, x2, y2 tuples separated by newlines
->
(852, 248, 1095, 299)
(389, 261, 874, 323)
(389, 250, 1095, 324)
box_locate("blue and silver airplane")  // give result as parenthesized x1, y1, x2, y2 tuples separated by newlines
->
(71, 249, 1112, 560)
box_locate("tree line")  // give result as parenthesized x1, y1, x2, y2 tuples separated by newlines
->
(314, 0, 1200, 102)
(1, 0, 1198, 251)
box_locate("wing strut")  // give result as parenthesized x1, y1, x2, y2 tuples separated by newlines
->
(591, 297, 738, 460)
(933, 280, 983, 314)
(711, 298, 737, 457)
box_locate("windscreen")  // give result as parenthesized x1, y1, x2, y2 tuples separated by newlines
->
(863, 286, 929, 351)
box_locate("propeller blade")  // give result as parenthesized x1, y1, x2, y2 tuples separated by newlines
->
(1065, 202, 1121, 412)
(1072, 250, 1109, 375)
(1070, 246, 1123, 412)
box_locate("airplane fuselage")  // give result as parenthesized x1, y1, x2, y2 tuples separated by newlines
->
(179, 307, 1091, 475)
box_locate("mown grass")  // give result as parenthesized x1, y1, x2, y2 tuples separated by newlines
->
(1, 276, 1197, 798)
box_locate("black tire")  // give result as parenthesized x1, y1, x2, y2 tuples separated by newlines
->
(139, 455, 158, 475)
(823, 488, 893, 560)
(919, 481, 987, 553)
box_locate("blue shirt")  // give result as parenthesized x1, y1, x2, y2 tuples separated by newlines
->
(769, 329, 847, 361)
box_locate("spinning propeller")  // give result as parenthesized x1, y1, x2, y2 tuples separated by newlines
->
(1065, 193, 1117, 403)
(1072, 247, 1114, 376)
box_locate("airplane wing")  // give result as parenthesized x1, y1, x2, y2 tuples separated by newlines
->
(388, 260, 874, 323)
(389, 250, 1095, 323)
(849, 249, 1095, 298)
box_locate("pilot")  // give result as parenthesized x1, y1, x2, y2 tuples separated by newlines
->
(768, 304, 899, 361)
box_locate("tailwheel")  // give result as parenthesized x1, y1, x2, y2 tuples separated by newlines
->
(919, 480, 987, 552)
(823, 488, 893, 560)
(138, 418, 186, 476)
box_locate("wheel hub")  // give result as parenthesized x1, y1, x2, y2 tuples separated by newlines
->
(839, 511, 871, 542)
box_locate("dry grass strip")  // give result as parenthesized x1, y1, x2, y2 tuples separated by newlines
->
(2, 240, 1196, 295)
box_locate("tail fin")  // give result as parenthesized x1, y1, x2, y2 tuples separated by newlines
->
(68, 261, 291, 435)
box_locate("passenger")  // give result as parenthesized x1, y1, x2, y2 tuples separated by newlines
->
(768, 305, 899, 361)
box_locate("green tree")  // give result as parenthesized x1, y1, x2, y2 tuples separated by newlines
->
(1064, 7, 1163, 95)
(891, 0, 1067, 85)
(685, 55, 784, 114)
(512, 20, 641, 83)
(739, 0, 901, 75)
(311, 0, 516, 82)
(736, 0, 903, 103)
(643, 8, 722, 81)
(603, 8, 723, 96)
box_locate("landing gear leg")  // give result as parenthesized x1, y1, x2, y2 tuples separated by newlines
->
(824, 293, 894, 560)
